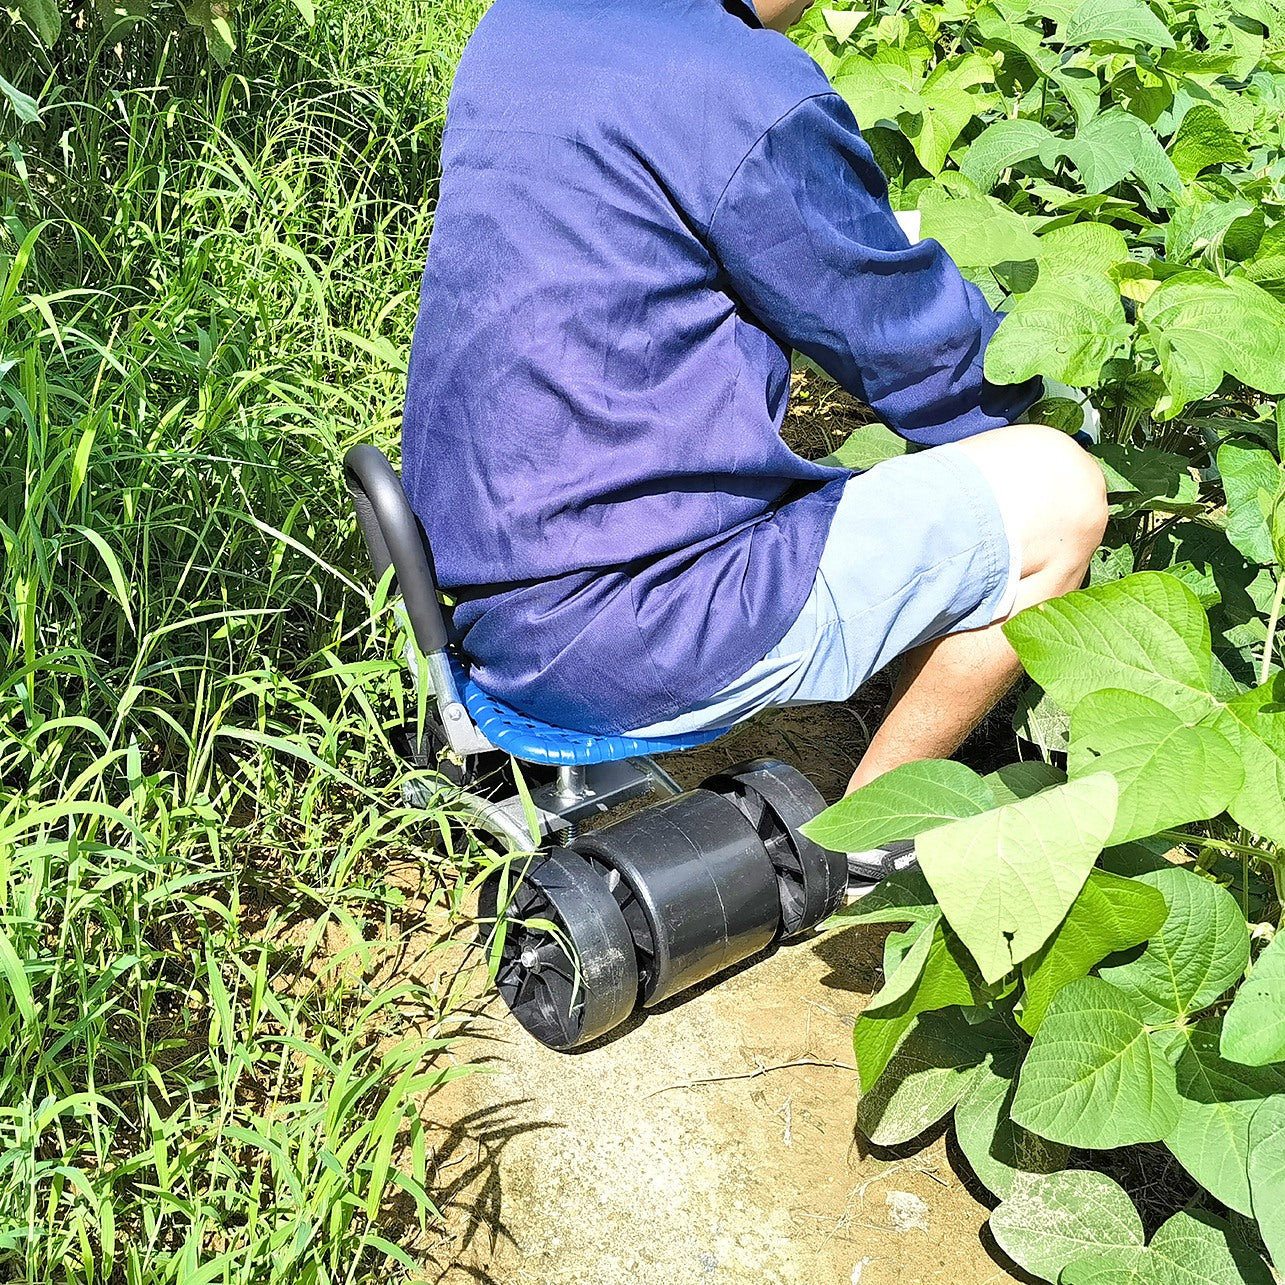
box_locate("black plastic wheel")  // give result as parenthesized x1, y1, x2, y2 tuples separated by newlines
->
(702, 757, 844, 936)
(477, 849, 639, 1050)
(570, 789, 779, 1008)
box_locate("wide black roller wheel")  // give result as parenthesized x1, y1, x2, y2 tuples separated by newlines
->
(702, 757, 844, 937)
(477, 849, 639, 1050)
(570, 789, 779, 1008)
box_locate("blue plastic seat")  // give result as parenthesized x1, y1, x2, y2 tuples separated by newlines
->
(454, 658, 727, 767)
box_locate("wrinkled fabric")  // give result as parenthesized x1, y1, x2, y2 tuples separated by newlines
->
(401, 0, 1040, 735)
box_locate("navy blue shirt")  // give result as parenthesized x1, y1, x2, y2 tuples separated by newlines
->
(402, 0, 1039, 735)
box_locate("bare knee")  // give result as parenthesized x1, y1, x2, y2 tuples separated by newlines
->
(951, 423, 1108, 587)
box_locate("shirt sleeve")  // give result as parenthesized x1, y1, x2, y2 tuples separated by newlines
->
(705, 93, 1041, 446)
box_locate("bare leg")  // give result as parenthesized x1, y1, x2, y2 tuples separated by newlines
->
(846, 424, 1108, 794)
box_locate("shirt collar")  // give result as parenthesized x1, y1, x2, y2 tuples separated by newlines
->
(725, 0, 764, 28)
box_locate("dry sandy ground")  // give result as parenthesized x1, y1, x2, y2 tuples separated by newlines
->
(404, 706, 1024, 1285)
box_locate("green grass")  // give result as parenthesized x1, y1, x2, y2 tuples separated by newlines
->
(0, 0, 493, 1278)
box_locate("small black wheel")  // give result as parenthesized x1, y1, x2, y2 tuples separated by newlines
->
(477, 849, 639, 1050)
(571, 789, 780, 1007)
(702, 757, 844, 936)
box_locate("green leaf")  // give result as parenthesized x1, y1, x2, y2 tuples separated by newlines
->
(1011, 977, 1181, 1148)
(822, 6, 866, 40)
(985, 760, 1067, 805)
(1036, 222, 1131, 286)
(826, 867, 941, 929)
(905, 84, 989, 175)
(1068, 689, 1243, 843)
(856, 1010, 991, 1145)
(802, 758, 994, 853)
(1222, 931, 1285, 1067)
(184, 0, 235, 64)
(1004, 573, 1219, 723)
(990, 1169, 1145, 1282)
(833, 55, 923, 127)
(1166, 1020, 1285, 1215)
(1062, 0, 1176, 47)
(1166, 195, 1257, 266)
(961, 118, 1059, 192)
(1013, 683, 1072, 754)
(985, 273, 1130, 386)
(854, 921, 985, 1089)
(954, 1055, 1069, 1197)
(0, 75, 41, 125)
(1095, 442, 1202, 517)
(18, 0, 61, 44)
(1100, 866, 1250, 1023)
(1062, 108, 1184, 204)
(1062, 1211, 1275, 1284)
(1141, 273, 1285, 417)
(1213, 672, 1285, 846)
(815, 422, 909, 471)
(1218, 442, 1281, 566)
(916, 772, 1118, 985)
(1020, 868, 1169, 1035)
(917, 188, 1045, 268)
(1248, 1097, 1285, 1269)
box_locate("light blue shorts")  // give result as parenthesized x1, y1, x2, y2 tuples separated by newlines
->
(626, 444, 1020, 738)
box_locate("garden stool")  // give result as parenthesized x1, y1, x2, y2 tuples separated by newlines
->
(344, 445, 846, 1049)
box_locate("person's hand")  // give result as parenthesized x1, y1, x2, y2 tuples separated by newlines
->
(1041, 377, 1101, 446)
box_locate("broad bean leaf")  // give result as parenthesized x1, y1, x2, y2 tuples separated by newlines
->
(1012, 977, 1181, 1148)
(1141, 272, 1285, 417)
(1019, 868, 1169, 1035)
(1068, 689, 1243, 843)
(1169, 106, 1252, 183)
(1013, 682, 1071, 753)
(961, 118, 1058, 192)
(1095, 442, 1202, 516)
(833, 55, 921, 127)
(802, 758, 993, 853)
(816, 422, 908, 471)
(1062, 1211, 1274, 1285)
(1166, 1020, 1285, 1216)
(1217, 441, 1281, 566)
(1061, 0, 1176, 47)
(990, 1169, 1145, 1282)
(1166, 196, 1257, 266)
(1099, 867, 1250, 1023)
(1213, 672, 1285, 846)
(1248, 1097, 1285, 1269)
(1222, 931, 1285, 1067)
(916, 773, 1118, 984)
(825, 866, 941, 928)
(1062, 108, 1183, 204)
(985, 760, 1067, 805)
(985, 273, 1130, 386)
(1035, 222, 1130, 285)
(854, 921, 985, 1089)
(856, 1010, 991, 1145)
(1004, 573, 1219, 723)
(917, 188, 1044, 267)
(954, 1053, 1070, 1197)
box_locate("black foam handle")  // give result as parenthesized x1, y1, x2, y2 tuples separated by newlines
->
(343, 444, 451, 656)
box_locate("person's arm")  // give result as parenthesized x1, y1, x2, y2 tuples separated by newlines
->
(706, 93, 1041, 446)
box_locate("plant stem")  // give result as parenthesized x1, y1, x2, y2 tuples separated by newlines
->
(1261, 572, 1285, 685)
(1152, 829, 1269, 860)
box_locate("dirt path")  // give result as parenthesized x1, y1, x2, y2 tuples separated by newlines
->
(410, 705, 1023, 1285)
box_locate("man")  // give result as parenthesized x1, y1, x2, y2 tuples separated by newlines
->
(401, 0, 1107, 881)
